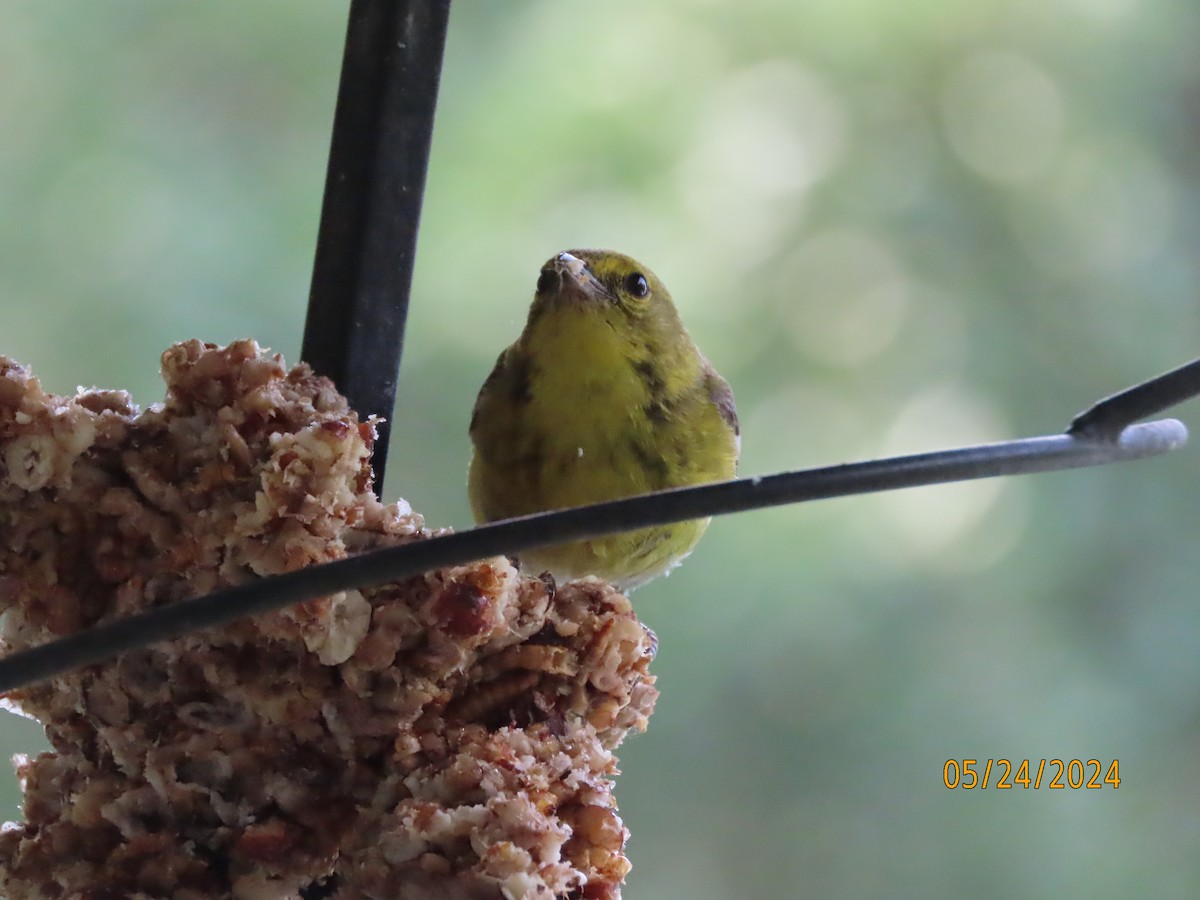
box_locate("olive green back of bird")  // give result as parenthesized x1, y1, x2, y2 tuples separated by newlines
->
(468, 249, 739, 591)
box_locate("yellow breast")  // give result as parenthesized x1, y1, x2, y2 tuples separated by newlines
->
(468, 265, 739, 591)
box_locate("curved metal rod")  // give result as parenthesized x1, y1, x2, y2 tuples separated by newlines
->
(0, 416, 1186, 694)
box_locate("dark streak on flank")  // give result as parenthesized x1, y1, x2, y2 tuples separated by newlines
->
(628, 439, 670, 487)
(470, 349, 536, 439)
(516, 436, 544, 471)
(506, 434, 545, 496)
(645, 400, 669, 425)
(469, 349, 509, 435)
(508, 353, 534, 407)
(632, 359, 666, 396)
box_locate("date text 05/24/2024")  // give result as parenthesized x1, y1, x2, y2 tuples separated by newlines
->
(943, 759, 1120, 790)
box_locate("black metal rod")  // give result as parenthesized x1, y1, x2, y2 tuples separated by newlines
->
(301, 0, 451, 495)
(1069, 357, 1200, 439)
(0, 417, 1185, 694)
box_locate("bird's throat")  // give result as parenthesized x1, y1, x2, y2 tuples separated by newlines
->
(520, 305, 659, 440)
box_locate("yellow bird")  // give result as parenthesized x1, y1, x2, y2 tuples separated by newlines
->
(468, 249, 740, 591)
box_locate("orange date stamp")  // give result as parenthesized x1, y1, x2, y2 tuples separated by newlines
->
(943, 758, 1120, 789)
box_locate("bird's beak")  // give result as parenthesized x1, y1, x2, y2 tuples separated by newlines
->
(544, 252, 616, 303)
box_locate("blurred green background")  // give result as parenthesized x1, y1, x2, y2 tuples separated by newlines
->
(3, 1, 1199, 897)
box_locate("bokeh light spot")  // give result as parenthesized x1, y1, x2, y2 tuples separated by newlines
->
(1013, 138, 1175, 276)
(677, 59, 846, 255)
(940, 50, 1065, 184)
(862, 384, 1025, 570)
(780, 228, 909, 367)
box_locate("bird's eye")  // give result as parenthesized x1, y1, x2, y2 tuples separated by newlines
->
(536, 269, 557, 295)
(624, 272, 649, 299)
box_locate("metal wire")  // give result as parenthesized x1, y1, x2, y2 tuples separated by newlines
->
(0, 405, 1187, 693)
